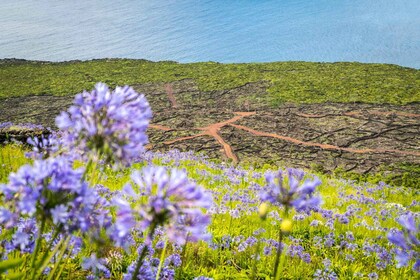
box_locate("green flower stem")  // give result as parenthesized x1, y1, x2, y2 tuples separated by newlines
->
(155, 239, 168, 280)
(82, 159, 93, 182)
(131, 222, 158, 280)
(34, 235, 69, 280)
(251, 238, 262, 279)
(35, 225, 62, 273)
(251, 220, 264, 279)
(179, 234, 190, 277)
(273, 227, 284, 280)
(46, 236, 71, 280)
(273, 207, 289, 280)
(29, 216, 46, 279)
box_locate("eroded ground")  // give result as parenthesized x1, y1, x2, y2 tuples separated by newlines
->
(1, 79, 419, 175)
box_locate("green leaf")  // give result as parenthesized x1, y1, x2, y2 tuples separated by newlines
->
(0, 258, 24, 273)
(4, 272, 25, 280)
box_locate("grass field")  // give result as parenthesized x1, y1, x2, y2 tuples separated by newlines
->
(0, 143, 419, 279)
(1, 59, 419, 105)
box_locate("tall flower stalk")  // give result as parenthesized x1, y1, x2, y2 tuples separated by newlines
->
(110, 166, 212, 280)
(260, 168, 321, 279)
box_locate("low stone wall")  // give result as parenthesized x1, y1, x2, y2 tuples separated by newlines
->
(0, 123, 50, 143)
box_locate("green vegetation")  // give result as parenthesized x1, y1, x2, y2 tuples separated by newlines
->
(332, 163, 420, 190)
(1, 59, 418, 279)
(1, 59, 419, 105)
(0, 144, 419, 279)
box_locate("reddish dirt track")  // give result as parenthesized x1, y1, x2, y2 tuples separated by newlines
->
(229, 123, 420, 157)
(158, 112, 256, 163)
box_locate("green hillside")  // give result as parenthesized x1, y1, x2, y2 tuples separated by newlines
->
(1, 59, 419, 104)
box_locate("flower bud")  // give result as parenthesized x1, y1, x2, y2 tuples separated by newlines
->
(259, 203, 269, 220)
(280, 219, 292, 233)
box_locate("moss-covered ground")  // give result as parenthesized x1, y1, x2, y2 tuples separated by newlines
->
(1, 59, 419, 105)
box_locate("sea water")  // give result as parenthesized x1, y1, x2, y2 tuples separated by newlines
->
(0, 0, 419, 68)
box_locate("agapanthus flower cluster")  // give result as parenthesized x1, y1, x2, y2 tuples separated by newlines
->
(26, 133, 60, 159)
(260, 168, 321, 212)
(387, 213, 420, 272)
(112, 166, 213, 246)
(6, 218, 38, 254)
(0, 156, 110, 233)
(123, 258, 176, 280)
(56, 83, 152, 166)
(82, 253, 111, 279)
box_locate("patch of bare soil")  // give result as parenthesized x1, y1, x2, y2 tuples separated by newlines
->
(0, 79, 419, 175)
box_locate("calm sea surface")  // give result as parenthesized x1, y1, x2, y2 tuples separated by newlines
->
(1, 0, 419, 68)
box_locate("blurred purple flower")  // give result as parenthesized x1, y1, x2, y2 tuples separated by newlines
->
(56, 82, 152, 166)
(82, 253, 110, 279)
(387, 213, 419, 272)
(123, 260, 155, 280)
(115, 166, 213, 245)
(367, 272, 378, 280)
(260, 168, 321, 212)
(10, 218, 38, 253)
(0, 156, 111, 234)
(26, 133, 59, 159)
(313, 268, 337, 280)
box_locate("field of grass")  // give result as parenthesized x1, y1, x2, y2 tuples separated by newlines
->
(1, 143, 419, 279)
(1, 59, 419, 105)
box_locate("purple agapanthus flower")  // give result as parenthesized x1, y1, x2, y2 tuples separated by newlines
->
(113, 166, 213, 246)
(0, 156, 111, 234)
(387, 213, 420, 272)
(82, 253, 111, 279)
(313, 268, 338, 280)
(56, 82, 152, 166)
(26, 133, 60, 159)
(260, 168, 321, 212)
(123, 259, 155, 280)
(9, 218, 38, 253)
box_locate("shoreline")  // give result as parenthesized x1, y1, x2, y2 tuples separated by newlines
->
(1, 57, 419, 70)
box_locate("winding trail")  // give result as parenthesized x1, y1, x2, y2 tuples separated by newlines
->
(158, 112, 256, 163)
(148, 110, 420, 162)
(194, 112, 256, 163)
(229, 123, 420, 156)
(149, 124, 172, 131)
(295, 110, 420, 119)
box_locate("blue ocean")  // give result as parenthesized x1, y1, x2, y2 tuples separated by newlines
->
(1, 0, 419, 68)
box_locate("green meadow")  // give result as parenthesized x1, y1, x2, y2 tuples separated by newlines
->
(1, 59, 419, 105)
(1, 143, 419, 279)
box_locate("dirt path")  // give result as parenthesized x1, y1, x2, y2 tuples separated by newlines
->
(229, 123, 420, 156)
(157, 112, 256, 163)
(295, 110, 420, 119)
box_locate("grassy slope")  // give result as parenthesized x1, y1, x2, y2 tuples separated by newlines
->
(0, 59, 419, 105)
(1, 144, 419, 279)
